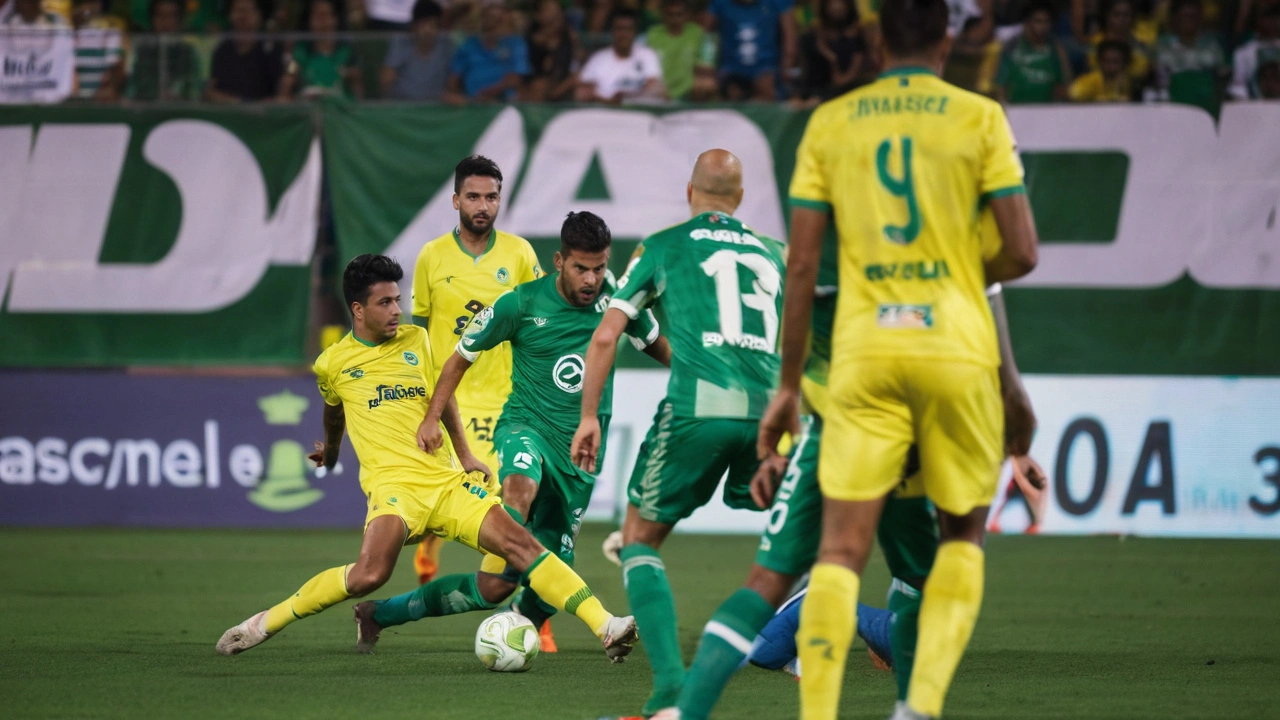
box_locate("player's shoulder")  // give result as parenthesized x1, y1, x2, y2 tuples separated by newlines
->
(642, 217, 696, 247)
(313, 333, 354, 375)
(416, 230, 457, 263)
(934, 75, 1007, 118)
(397, 324, 428, 344)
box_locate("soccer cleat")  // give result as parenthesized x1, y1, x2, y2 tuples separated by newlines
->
(216, 610, 271, 656)
(352, 601, 383, 654)
(539, 618, 558, 653)
(886, 701, 935, 720)
(649, 707, 681, 719)
(601, 615, 639, 663)
(602, 530, 624, 567)
(783, 658, 801, 678)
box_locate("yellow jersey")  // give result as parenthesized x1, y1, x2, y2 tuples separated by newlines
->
(313, 325, 456, 491)
(412, 228, 542, 429)
(789, 67, 1025, 368)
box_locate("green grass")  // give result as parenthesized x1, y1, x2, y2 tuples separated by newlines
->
(1, 525, 1277, 719)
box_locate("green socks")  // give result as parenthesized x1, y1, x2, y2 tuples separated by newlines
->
(372, 572, 500, 628)
(888, 577, 923, 701)
(620, 543, 685, 714)
(677, 588, 776, 720)
(514, 588, 557, 628)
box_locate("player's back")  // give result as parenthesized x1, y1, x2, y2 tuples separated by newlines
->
(614, 212, 786, 419)
(794, 68, 1025, 368)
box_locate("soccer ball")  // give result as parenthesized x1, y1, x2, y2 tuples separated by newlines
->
(475, 611, 540, 672)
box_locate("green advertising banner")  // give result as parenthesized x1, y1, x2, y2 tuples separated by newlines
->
(325, 103, 1280, 376)
(0, 106, 321, 366)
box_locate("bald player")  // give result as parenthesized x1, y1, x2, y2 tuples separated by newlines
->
(572, 150, 787, 717)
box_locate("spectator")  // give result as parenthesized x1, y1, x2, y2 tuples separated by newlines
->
(0, 0, 75, 103)
(994, 2, 1072, 103)
(1228, 5, 1280, 99)
(279, 0, 363, 99)
(795, 0, 865, 102)
(706, 0, 797, 101)
(1087, 0, 1150, 90)
(1070, 37, 1133, 100)
(206, 0, 285, 102)
(526, 0, 581, 101)
(644, 0, 710, 101)
(446, 3, 529, 103)
(576, 9, 664, 102)
(127, 0, 199, 101)
(71, 0, 124, 101)
(1257, 59, 1280, 98)
(381, 0, 453, 100)
(1153, 0, 1226, 113)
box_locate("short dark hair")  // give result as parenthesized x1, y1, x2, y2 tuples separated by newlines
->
(343, 254, 404, 308)
(610, 8, 641, 28)
(880, 0, 949, 58)
(1023, 1, 1055, 21)
(1097, 38, 1133, 63)
(454, 155, 503, 194)
(149, 0, 183, 19)
(560, 211, 612, 256)
(412, 0, 442, 22)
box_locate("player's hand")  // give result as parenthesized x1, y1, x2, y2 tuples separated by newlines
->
(458, 451, 493, 486)
(309, 441, 338, 470)
(1011, 454, 1047, 491)
(417, 417, 445, 454)
(750, 453, 790, 509)
(758, 390, 801, 460)
(572, 417, 602, 474)
(1003, 385, 1037, 456)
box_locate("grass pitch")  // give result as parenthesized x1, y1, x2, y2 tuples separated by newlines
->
(1, 525, 1277, 720)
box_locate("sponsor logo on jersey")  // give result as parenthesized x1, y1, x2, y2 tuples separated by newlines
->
(342, 367, 365, 379)
(367, 384, 428, 409)
(877, 304, 934, 329)
(552, 354, 586, 393)
(496, 267, 510, 285)
(513, 451, 534, 469)
(864, 260, 950, 282)
(533, 317, 548, 327)
(703, 331, 773, 352)
(403, 351, 419, 366)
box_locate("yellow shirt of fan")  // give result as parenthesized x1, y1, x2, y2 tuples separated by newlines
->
(789, 67, 1025, 368)
(313, 325, 457, 491)
(412, 229, 542, 422)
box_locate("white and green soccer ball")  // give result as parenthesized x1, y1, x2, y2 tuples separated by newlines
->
(475, 611, 540, 672)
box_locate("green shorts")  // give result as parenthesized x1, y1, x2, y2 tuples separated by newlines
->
(627, 399, 763, 525)
(755, 413, 938, 583)
(493, 422, 598, 567)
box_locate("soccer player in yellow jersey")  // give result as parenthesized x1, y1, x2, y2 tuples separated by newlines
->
(216, 255, 638, 661)
(410, 155, 541, 593)
(759, 0, 1040, 717)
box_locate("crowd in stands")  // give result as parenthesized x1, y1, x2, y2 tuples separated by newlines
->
(1, 0, 1277, 107)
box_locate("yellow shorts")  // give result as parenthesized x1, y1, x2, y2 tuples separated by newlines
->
(364, 470, 502, 551)
(819, 358, 1003, 515)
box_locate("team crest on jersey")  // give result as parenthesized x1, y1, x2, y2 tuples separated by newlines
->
(496, 267, 511, 285)
(553, 354, 586, 393)
(403, 351, 419, 366)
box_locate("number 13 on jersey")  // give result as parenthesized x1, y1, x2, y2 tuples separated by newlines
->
(701, 249, 781, 352)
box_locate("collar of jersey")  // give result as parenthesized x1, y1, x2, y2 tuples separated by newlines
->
(877, 65, 936, 80)
(350, 331, 382, 347)
(453, 227, 497, 262)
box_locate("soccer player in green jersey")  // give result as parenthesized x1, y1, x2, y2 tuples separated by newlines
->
(572, 149, 787, 716)
(353, 211, 668, 653)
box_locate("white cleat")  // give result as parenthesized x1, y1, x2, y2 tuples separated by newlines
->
(602, 530, 624, 567)
(650, 708, 682, 720)
(783, 657, 802, 678)
(886, 700, 935, 720)
(601, 615, 639, 663)
(216, 610, 272, 656)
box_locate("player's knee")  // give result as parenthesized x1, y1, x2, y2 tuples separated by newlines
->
(502, 475, 537, 517)
(743, 565, 798, 608)
(345, 564, 393, 597)
(475, 572, 517, 605)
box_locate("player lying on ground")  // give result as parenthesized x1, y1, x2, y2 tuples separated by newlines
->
(760, 0, 1041, 714)
(572, 149, 787, 717)
(647, 284, 1038, 720)
(352, 212, 670, 652)
(215, 254, 637, 661)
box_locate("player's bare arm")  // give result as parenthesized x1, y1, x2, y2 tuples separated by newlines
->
(642, 334, 673, 367)
(417, 351, 474, 453)
(308, 402, 345, 470)
(990, 287, 1037, 456)
(757, 206, 824, 459)
(986, 193, 1040, 282)
(572, 307, 628, 473)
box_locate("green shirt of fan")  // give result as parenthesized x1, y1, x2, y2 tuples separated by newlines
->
(996, 37, 1068, 104)
(611, 211, 786, 420)
(459, 272, 659, 454)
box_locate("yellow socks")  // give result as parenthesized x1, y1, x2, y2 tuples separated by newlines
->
(797, 563, 859, 720)
(524, 552, 611, 637)
(908, 541, 986, 718)
(264, 564, 352, 634)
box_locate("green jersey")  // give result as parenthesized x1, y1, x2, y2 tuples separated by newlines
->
(996, 37, 1068, 104)
(459, 272, 660, 460)
(611, 211, 786, 419)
